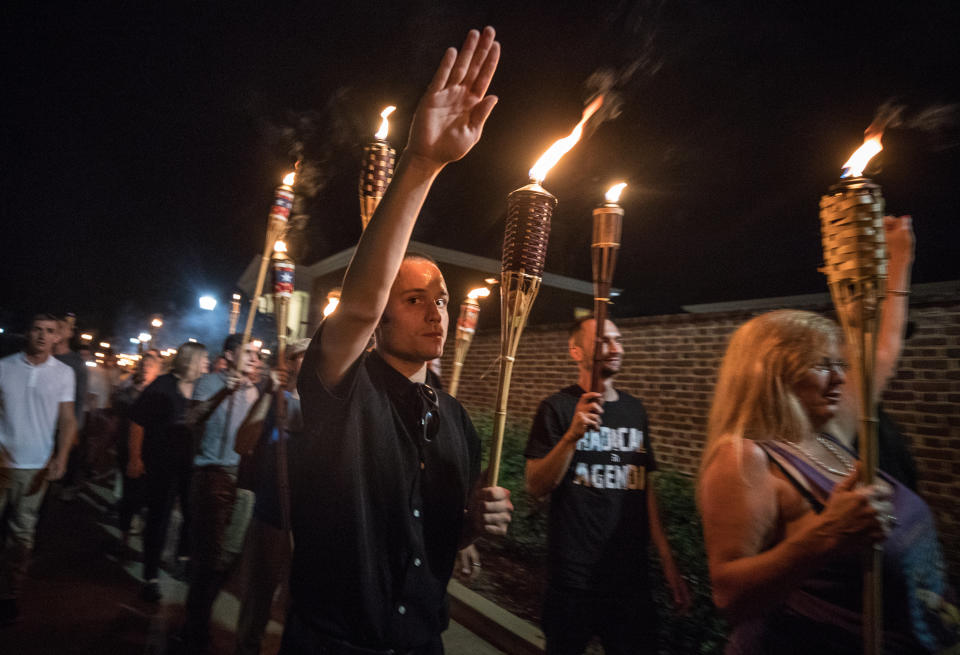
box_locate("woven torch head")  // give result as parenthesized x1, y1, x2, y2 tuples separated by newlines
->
(503, 183, 557, 278)
(359, 141, 396, 229)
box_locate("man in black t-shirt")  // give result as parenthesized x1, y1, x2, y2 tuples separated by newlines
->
(525, 317, 691, 655)
(284, 28, 512, 655)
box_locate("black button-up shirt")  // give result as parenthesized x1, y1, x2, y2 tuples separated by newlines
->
(291, 346, 481, 650)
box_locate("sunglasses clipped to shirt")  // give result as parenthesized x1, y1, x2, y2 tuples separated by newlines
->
(416, 383, 440, 446)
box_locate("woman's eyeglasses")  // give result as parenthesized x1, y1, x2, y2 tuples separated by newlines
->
(417, 383, 440, 445)
(810, 359, 850, 374)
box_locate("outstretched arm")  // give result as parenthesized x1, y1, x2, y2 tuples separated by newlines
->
(312, 27, 501, 389)
(875, 215, 914, 392)
(831, 215, 914, 443)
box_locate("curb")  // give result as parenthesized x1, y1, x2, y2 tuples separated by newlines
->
(447, 580, 545, 655)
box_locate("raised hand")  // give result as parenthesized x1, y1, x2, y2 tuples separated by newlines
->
(884, 214, 914, 265)
(405, 27, 501, 167)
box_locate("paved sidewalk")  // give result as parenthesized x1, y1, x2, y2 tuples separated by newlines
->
(1, 479, 503, 654)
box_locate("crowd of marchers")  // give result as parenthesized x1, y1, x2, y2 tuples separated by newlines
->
(2, 26, 958, 655)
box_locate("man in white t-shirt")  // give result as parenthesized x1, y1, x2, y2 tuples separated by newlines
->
(0, 313, 77, 625)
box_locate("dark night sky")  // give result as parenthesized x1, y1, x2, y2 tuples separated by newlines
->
(3, 1, 959, 339)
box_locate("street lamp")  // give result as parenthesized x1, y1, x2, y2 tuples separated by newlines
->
(149, 315, 163, 348)
(198, 295, 217, 311)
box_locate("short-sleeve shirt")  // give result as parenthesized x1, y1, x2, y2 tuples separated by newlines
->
(524, 384, 657, 593)
(291, 345, 481, 650)
(0, 352, 75, 469)
(192, 371, 259, 468)
(129, 373, 192, 468)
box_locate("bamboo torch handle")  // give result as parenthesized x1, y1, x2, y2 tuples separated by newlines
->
(488, 355, 516, 487)
(590, 282, 610, 393)
(242, 222, 283, 349)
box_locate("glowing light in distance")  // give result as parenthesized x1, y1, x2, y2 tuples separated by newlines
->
(273, 240, 287, 254)
(94, 352, 105, 358)
(375, 105, 397, 140)
(261, 349, 272, 355)
(467, 287, 490, 300)
(151, 318, 163, 328)
(283, 171, 296, 186)
(85, 361, 97, 368)
(251, 340, 263, 350)
(605, 182, 627, 203)
(198, 295, 217, 311)
(528, 95, 603, 184)
(232, 293, 242, 301)
(80, 333, 93, 341)
(188, 338, 198, 343)
(129, 338, 140, 345)
(99, 341, 110, 349)
(138, 332, 152, 342)
(484, 277, 499, 285)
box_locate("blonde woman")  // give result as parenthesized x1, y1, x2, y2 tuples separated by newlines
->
(698, 219, 957, 653)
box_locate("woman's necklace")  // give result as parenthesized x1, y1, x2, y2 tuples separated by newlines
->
(816, 434, 856, 474)
(788, 435, 856, 476)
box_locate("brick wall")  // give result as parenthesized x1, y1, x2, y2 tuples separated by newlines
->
(442, 299, 960, 580)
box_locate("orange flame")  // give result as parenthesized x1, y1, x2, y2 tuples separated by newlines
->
(375, 106, 397, 140)
(841, 135, 882, 178)
(323, 296, 340, 317)
(282, 171, 296, 186)
(529, 96, 604, 184)
(467, 287, 490, 300)
(604, 182, 627, 203)
(273, 240, 287, 253)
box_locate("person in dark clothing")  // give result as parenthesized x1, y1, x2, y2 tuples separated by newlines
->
(524, 317, 690, 655)
(128, 342, 208, 602)
(113, 352, 161, 549)
(284, 28, 512, 655)
(53, 315, 87, 501)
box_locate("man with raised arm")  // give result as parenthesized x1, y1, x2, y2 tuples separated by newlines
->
(524, 317, 690, 655)
(284, 27, 512, 655)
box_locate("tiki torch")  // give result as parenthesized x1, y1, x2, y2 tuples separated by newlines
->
(242, 170, 296, 349)
(271, 240, 295, 361)
(448, 287, 490, 398)
(359, 106, 397, 230)
(273, 241, 295, 529)
(590, 183, 626, 393)
(819, 129, 887, 655)
(323, 288, 341, 318)
(229, 293, 242, 334)
(488, 96, 604, 486)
